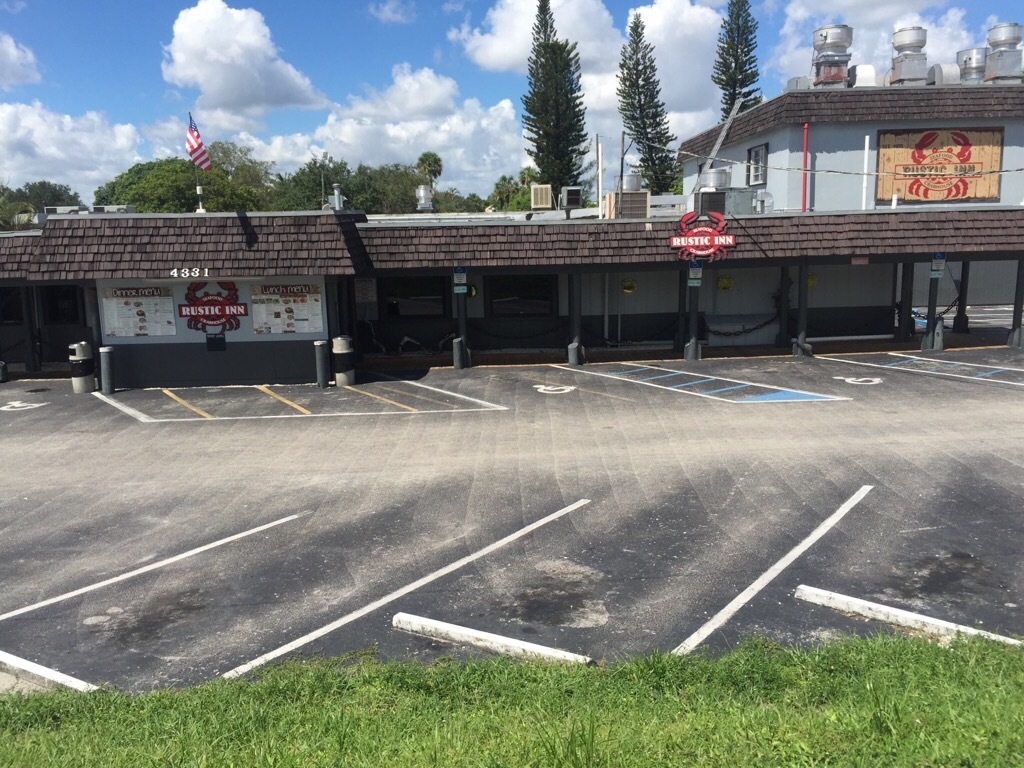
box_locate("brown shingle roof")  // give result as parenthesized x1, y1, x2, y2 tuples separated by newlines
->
(26, 212, 366, 280)
(0, 231, 41, 279)
(677, 86, 1024, 161)
(5, 208, 1024, 280)
(361, 208, 1024, 268)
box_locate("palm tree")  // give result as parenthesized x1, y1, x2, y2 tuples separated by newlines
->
(0, 199, 34, 231)
(489, 175, 518, 210)
(416, 152, 443, 189)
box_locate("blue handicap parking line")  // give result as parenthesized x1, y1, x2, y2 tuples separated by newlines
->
(639, 370, 689, 382)
(974, 368, 1009, 378)
(703, 383, 752, 395)
(737, 390, 835, 402)
(669, 378, 716, 388)
(553, 363, 845, 404)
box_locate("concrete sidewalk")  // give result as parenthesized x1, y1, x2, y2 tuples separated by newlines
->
(0, 668, 50, 695)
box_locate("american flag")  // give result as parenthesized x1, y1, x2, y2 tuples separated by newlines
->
(186, 113, 212, 171)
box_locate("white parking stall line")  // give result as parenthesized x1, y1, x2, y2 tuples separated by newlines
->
(672, 485, 873, 655)
(92, 391, 156, 422)
(823, 354, 1024, 387)
(369, 374, 509, 411)
(553, 363, 847, 403)
(0, 514, 303, 623)
(223, 498, 592, 679)
(888, 353, 1024, 374)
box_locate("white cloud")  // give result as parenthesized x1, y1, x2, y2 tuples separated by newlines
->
(449, 0, 621, 74)
(769, 1, 985, 87)
(0, 1, 27, 12)
(0, 31, 39, 90)
(369, 0, 416, 23)
(233, 64, 524, 197)
(345, 64, 459, 119)
(161, 0, 327, 130)
(0, 101, 141, 200)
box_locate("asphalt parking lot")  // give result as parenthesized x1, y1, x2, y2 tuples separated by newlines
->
(1, 346, 1022, 692)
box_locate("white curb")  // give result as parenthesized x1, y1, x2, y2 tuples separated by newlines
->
(393, 613, 594, 665)
(794, 585, 1022, 646)
(0, 649, 99, 692)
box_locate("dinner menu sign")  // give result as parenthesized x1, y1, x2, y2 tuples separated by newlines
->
(102, 287, 176, 337)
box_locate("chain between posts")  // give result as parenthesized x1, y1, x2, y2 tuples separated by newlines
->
(706, 312, 779, 337)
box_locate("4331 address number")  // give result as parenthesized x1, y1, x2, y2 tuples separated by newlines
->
(170, 268, 210, 278)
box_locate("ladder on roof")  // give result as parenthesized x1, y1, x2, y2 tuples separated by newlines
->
(689, 100, 742, 195)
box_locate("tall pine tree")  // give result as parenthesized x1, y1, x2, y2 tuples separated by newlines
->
(521, 0, 589, 198)
(711, 0, 762, 121)
(617, 14, 678, 194)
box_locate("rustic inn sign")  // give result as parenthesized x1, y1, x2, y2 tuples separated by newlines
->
(877, 128, 1003, 203)
(670, 211, 736, 261)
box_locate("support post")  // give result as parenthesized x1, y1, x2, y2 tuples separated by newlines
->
(897, 261, 915, 341)
(314, 340, 330, 388)
(1009, 257, 1024, 348)
(20, 288, 40, 372)
(567, 272, 584, 366)
(684, 283, 700, 361)
(99, 346, 114, 395)
(454, 289, 470, 370)
(674, 268, 687, 353)
(952, 261, 971, 334)
(922, 271, 943, 351)
(775, 267, 791, 347)
(792, 260, 812, 357)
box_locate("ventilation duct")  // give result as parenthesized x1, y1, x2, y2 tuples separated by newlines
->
(984, 23, 1023, 84)
(813, 25, 853, 87)
(891, 26, 928, 85)
(958, 48, 988, 83)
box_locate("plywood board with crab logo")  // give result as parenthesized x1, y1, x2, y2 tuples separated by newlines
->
(875, 128, 1003, 203)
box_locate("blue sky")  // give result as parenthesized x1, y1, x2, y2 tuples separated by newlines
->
(1, 0, 1020, 203)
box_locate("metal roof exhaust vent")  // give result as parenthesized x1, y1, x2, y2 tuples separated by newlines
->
(958, 47, 988, 83)
(892, 26, 928, 86)
(984, 22, 1023, 84)
(698, 167, 731, 191)
(813, 25, 853, 87)
(415, 184, 433, 212)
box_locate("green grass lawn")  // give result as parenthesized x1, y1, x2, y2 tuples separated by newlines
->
(1, 635, 1022, 767)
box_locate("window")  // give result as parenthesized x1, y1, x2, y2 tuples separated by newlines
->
(377, 276, 447, 318)
(0, 287, 24, 324)
(40, 285, 82, 325)
(486, 275, 557, 317)
(747, 143, 768, 186)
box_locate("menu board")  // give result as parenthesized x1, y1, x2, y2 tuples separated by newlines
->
(251, 284, 324, 334)
(102, 287, 176, 337)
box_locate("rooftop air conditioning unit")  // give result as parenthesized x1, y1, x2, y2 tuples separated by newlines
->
(608, 190, 650, 219)
(43, 206, 88, 214)
(531, 184, 553, 210)
(91, 205, 136, 214)
(560, 186, 583, 210)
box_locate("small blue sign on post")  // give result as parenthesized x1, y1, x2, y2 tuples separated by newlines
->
(931, 252, 946, 279)
(453, 266, 467, 285)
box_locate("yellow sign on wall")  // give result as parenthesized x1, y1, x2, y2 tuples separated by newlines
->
(876, 128, 1002, 203)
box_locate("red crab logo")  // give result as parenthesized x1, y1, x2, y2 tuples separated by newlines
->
(669, 211, 735, 261)
(178, 282, 248, 333)
(905, 130, 973, 200)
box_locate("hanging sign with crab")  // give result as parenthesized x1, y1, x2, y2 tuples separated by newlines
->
(669, 211, 736, 262)
(178, 282, 248, 333)
(877, 128, 1003, 203)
